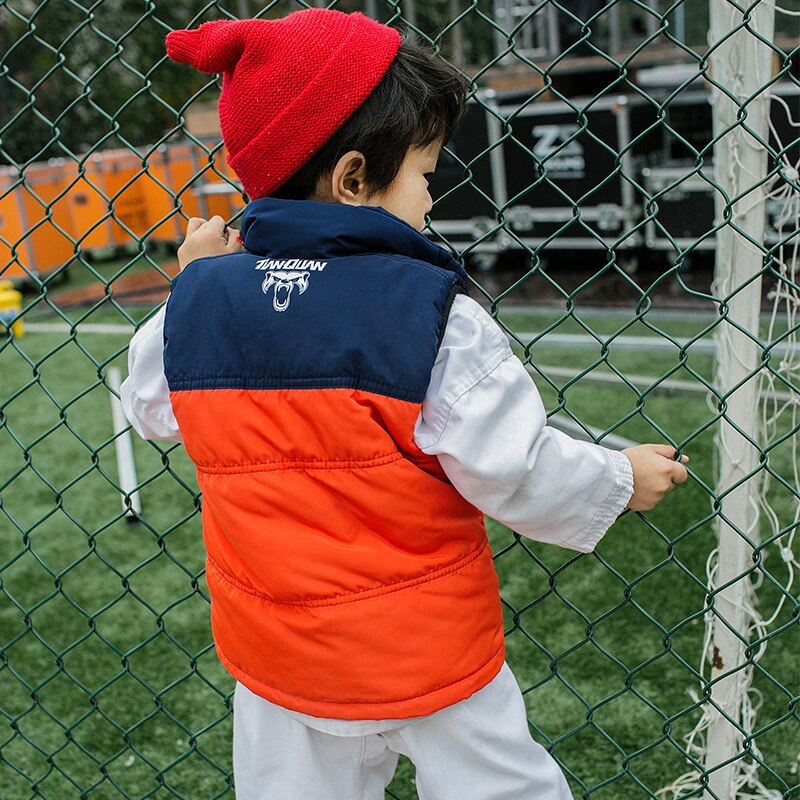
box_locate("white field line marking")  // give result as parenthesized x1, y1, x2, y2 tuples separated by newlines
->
(530, 365, 797, 403)
(512, 332, 799, 358)
(547, 415, 638, 450)
(24, 322, 135, 334)
(22, 321, 800, 360)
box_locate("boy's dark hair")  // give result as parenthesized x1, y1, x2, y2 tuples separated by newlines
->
(271, 36, 468, 200)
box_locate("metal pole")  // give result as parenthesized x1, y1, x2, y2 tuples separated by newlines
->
(608, 3, 621, 54)
(449, 0, 465, 66)
(493, 0, 511, 64)
(364, 0, 379, 21)
(614, 96, 637, 239)
(706, 1, 776, 797)
(645, 0, 660, 38)
(484, 91, 508, 212)
(403, 0, 418, 29)
(108, 367, 142, 521)
(546, 4, 560, 61)
(675, 5, 686, 45)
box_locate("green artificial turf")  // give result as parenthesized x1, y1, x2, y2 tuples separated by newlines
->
(1, 320, 797, 800)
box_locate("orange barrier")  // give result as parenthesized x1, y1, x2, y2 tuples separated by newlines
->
(150, 140, 244, 240)
(1, 141, 245, 282)
(203, 143, 245, 221)
(65, 154, 115, 251)
(0, 161, 76, 281)
(0, 168, 25, 281)
(141, 145, 185, 244)
(98, 149, 152, 245)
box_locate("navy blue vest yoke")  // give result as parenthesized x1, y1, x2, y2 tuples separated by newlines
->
(164, 199, 467, 404)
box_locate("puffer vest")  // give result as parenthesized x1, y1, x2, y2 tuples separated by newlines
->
(163, 199, 505, 719)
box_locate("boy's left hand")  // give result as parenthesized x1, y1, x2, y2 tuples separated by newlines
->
(177, 216, 243, 270)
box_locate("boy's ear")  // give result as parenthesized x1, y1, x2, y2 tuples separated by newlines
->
(327, 151, 370, 205)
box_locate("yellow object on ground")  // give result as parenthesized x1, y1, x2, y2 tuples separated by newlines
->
(0, 280, 24, 337)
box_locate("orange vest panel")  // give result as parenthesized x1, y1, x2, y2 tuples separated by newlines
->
(172, 387, 506, 718)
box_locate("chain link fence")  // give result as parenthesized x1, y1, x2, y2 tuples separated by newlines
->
(1, 1, 798, 798)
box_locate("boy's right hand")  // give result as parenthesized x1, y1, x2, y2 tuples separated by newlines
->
(622, 444, 689, 511)
(177, 216, 243, 270)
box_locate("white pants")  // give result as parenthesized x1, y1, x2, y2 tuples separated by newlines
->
(233, 664, 573, 800)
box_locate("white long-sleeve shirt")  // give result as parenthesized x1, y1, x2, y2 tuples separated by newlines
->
(122, 294, 632, 551)
(121, 293, 633, 734)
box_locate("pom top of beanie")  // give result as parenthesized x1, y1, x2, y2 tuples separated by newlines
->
(166, 10, 402, 200)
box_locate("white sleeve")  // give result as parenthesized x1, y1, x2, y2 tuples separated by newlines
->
(119, 306, 182, 442)
(414, 295, 633, 553)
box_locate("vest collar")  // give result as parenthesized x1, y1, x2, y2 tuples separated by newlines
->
(240, 198, 467, 280)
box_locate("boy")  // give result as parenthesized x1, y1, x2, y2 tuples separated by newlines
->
(121, 10, 688, 799)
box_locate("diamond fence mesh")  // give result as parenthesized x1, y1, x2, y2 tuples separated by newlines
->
(1, 1, 798, 798)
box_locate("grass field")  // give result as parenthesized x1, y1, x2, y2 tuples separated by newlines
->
(1, 302, 798, 799)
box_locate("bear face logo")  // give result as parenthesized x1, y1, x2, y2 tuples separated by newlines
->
(261, 271, 309, 312)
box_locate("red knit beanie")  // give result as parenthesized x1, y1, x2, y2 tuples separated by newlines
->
(166, 10, 401, 200)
